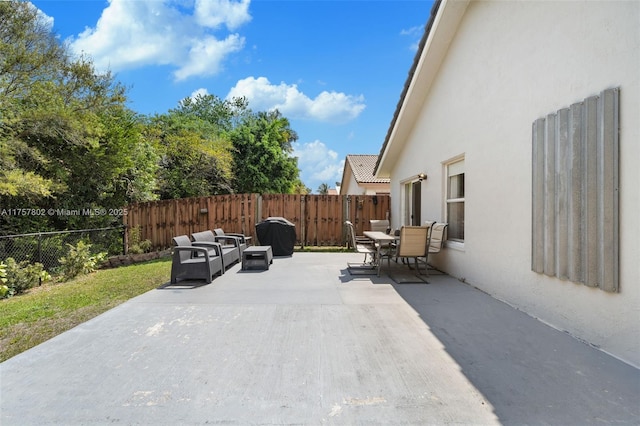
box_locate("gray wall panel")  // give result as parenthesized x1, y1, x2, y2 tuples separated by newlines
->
(568, 102, 584, 284)
(544, 114, 557, 277)
(532, 88, 619, 292)
(556, 108, 570, 280)
(584, 96, 599, 288)
(532, 119, 546, 274)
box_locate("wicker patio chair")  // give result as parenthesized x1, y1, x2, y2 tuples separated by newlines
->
(213, 228, 252, 254)
(191, 230, 240, 271)
(170, 235, 223, 284)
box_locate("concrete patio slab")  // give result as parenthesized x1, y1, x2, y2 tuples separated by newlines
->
(1, 252, 638, 425)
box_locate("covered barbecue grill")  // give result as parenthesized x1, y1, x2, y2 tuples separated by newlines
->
(255, 217, 296, 256)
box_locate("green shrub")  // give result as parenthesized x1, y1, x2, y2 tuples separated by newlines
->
(58, 241, 107, 281)
(127, 226, 153, 254)
(0, 261, 8, 298)
(2, 258, 50, 297)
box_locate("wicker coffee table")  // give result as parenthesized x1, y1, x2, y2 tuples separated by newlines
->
(242, 246, 273, 270)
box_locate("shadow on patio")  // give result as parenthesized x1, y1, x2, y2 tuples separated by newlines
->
(378, 266, 640, 424)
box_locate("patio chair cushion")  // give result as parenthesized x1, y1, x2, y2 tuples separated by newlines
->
(192, 230, 240, 270)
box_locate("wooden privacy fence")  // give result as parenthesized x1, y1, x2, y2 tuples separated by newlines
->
(124, 194, 390, 250)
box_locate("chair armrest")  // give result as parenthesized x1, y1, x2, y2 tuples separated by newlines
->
(173, 245, 212, 260)
(214, 236, 240, 247)
(356, 236, 374, 245)
(225, 233, 250, 243)
(192, 241, 223, 256)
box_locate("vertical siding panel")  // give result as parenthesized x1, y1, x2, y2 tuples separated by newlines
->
(305, 195, 316, 246)
(543, 114, 557, 276)
(224, 195, 233, 232)
(556, 108, 570, 280)
(149, 201, 157, 247)
(567, 102, 584, 284)
(314, 195, 324, 245)
(156, 201, 164, 248)
(247, 194, 257, 240)
(322, 195, 330, 245)
(333, 195, 343, 245)
(143, 201, 152, 243)
(205, 197, 215, 231)
(216, 195, 226, 230)
(583, 96, 599, 288)
(229, 194, 236, 232)
(598, 88, 619, 292)
(232, 194, 242, 233)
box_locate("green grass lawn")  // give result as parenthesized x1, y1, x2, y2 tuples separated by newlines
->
(0, 259, 171, 362)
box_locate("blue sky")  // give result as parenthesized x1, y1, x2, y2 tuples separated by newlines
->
(31, 0, 432, 193)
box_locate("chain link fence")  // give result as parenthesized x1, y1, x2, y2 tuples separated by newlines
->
(0, 226, 126, 272)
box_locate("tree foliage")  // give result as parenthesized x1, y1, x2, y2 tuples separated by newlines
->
(317, 183, 330, 195)
(148, 96, 304, 198)
(0, 1, 154, 233)
(230, 110, 300, 194)
(0, 0, 306, 235)
(147, 95, 238, 199)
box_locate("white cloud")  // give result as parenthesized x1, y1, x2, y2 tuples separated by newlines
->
(401, 24, 423, 52)
(400, 25, 423, 37)
(174, 34, 244, 81)
(66, 0, 248, 81)
(32, 4, 54, 31)
(190, 88, 210, 98)
(194, 0, 251, 30)
(227, 76, 366, 123)
(293, 140, 345, 188)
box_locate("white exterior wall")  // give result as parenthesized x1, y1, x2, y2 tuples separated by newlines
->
(341, 168, 361, 195)
(389, 0, 639, 366)
(341, 168, 390, 195)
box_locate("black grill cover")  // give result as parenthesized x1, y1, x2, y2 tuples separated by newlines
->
(255, 217, 296, 256)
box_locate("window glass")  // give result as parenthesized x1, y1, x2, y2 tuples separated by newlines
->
(448, 173, 464, 199)
(446, 159, 465, 243)
(447, 201, 464, 241)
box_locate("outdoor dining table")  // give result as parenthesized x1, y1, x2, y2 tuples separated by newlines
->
(363, 231, 398, 276)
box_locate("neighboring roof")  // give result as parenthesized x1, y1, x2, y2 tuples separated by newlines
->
(345, 155, 391, 184)
(374, 0, 448, 177)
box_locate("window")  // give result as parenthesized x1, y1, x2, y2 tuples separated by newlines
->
(403, 180, 422, 226)
(446, 159, 465, 243)
(531, 87, 619, 292)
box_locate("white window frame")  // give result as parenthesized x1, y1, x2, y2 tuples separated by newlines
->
(400, 175, 422, 226)
(444, 156, 465, 250)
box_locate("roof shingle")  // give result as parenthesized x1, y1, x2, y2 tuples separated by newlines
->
(347, 155, 391, 184)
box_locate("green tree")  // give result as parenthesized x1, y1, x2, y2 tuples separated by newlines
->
(176, 93, 249, 132)
(292, 180, 311, 194)
(317, 183, 330, 195)
(230, 110, 301, 194)
(0, 1, 157, 233)
(0, 1, 68, 200)
(147, 104, 235, 199)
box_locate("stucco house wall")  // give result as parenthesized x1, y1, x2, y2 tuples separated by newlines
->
(341, 167, 361, 195)
(380, 0, 639, 366)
